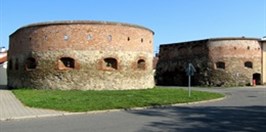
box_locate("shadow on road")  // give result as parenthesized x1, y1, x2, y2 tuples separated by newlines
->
(129, 106, 266, 132)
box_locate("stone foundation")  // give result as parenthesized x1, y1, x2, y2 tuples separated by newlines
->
(8, 50, 154, 90)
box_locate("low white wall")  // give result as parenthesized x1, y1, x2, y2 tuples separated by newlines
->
(0, 62, 7, 85)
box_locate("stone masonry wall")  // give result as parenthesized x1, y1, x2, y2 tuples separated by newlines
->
(156, 40, 210, 86)
(157, 38, 262, 87)
(8, 21, 154, 90)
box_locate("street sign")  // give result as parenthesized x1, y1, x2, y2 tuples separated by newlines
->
(186, 63, 196, 76)
(186, 63, 196, 97)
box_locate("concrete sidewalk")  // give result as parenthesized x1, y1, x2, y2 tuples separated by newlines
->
(0, 86, 66, 121)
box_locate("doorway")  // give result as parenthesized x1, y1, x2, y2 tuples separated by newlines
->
(253, 73, 261, 85)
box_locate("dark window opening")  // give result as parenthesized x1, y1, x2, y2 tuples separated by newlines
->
(8, 59, 13, 70)
(137, 59, 146, 70)
(60, 57, 75, 69)
(15, 58, 19, 70)
(247, 46, 250, 50)
(244, 61, 253, 68)
(127, 37, 130, 41)
(141, 38, 144, 43)
(104, 58, 117, 70)
(216, 62, 225, 69)
(26, 57, 37, 70)
(253, 73, 261, 85)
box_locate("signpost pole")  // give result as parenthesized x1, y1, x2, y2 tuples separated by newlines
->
(186, 63, 195, 97)
(188, 75, 191, 97)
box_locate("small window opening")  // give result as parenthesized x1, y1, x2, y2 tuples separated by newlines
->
(244, 61, 253, 68)
(60, 57, 75, 69)
(64, 35, 69, 40)
(29, 37, 32, 41)
(104, 58, 117, 70)
(127, 37, 130, 41)
(141, 38, 144, 43)
(234, 47, 237, 50)
(216, 62, 225, 69)
(8, 59, 13, 70)
(247, 46, 250, 50)
(87, 34, 92, 40)
(137, 59, 146, 70)
(15, 58, 19, 70)
(108, 35, 112, 41)
(26, 57, 37, 70)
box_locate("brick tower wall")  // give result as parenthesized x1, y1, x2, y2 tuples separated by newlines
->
(208, 39, 262, 86)
(8, 21, 155, 90)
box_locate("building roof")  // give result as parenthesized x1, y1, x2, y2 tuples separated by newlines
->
(261, 36, 266, 41)
(11, 20, 154, 36)
(0, 53, 7, 64)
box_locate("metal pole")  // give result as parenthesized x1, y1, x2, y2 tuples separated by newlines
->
(188, 75, 191, 97)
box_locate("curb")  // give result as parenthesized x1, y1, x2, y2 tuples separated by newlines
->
(125, 96, 227, 109)
(0, 96, 226, 121)
(172, 96, 226, 106)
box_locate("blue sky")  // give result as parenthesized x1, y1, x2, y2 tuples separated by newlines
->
(0, 0, 265, 53)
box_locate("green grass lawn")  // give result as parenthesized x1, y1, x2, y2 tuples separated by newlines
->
(12, 87, 224, 112)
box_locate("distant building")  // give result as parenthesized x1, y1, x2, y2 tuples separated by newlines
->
(0, 47, 7, 85)
(156, 37, 266, 87)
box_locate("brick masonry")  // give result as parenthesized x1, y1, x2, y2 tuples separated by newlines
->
(156, 38, 264, 87)
(8, 21, 155, 90)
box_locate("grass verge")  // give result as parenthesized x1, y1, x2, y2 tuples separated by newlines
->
(12, 87, 224, 112)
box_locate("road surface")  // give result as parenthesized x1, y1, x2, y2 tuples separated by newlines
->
(1, 87, 265, 132)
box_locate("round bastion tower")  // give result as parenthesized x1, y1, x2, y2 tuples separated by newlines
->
(8, 20, 155, 90)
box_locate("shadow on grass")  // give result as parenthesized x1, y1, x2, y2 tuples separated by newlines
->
(129, 106, 266, 132)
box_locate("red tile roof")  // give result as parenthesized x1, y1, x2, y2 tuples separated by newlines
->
(0, 53, 7, 64)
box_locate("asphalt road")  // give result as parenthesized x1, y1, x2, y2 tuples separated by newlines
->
(1, 87, 266, 132)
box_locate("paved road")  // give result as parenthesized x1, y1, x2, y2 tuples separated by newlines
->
(1, 87, 266, 132)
